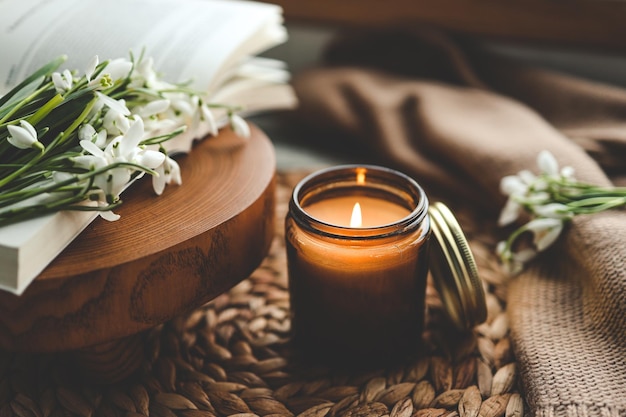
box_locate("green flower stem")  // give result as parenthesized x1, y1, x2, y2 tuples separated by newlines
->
(0, 147, 47, 190)
(566, 197, 626, 214)
(501, 222, 537, 259)
(52, 96, 98, 148)
(209, 103, 242, 111)
(140, 126, 186, 146)
(0, 161, 156, 208)
(0, 194, 89, 227)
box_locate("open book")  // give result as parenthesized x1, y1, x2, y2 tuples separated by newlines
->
(0, 0, 295, 294)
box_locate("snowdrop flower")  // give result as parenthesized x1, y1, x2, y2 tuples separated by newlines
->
(97, 92, 131, 117)
(89, 191, 121, 221)
(85, 55, 99, 82)
(98, 205, 121, 221)
(76, 118, 164, 199)
(98, 93, 131, 135)
(0, 53, 253, 227)
(7, 120, 44, 151)
(500, 175, 528, 197)
(107, 117, 164, 169)
(101, 58, 133, 82)
(532, 203, 573, 220)
(494, 150, 619, 274)
(136, 99, 171, 119)
(130, 56, 158, 88)
(89, 58, 133, 89)
(52, 69, 73, 93)
(188, 98, 218, 137)
(78, 124, 107, 148)
(231, 114, 250, 138)
(496, 217, 564, 275)
(496, 242, 536, 276)
(537, 150, 559, 177)
(498, 198, 522, 227)
(169, 94, 196, 118)
(152, 154, 182, 195)
(200, 102, 218, 137)
(103, 111, 130, 136)
(561, 166, 575, 179)
(525, 217, 564, 251)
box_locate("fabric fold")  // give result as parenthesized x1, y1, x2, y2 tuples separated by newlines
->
(292, 29, 626, 416)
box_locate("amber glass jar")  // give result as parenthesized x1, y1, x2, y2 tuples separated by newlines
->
(285, 165, 431, 363)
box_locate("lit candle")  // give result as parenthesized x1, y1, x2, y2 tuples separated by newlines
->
(285, 165, 431, 364)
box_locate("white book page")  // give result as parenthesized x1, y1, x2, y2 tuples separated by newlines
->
(0, 0, 286, 93)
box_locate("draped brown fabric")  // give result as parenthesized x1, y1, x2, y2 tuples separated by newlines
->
(292, 29, 626, 416)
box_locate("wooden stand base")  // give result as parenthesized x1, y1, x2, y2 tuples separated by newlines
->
(73, 333, 145, 383)
(0, 125, 276, 382)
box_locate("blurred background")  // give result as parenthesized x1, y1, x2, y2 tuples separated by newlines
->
(248, 3, 626, 171)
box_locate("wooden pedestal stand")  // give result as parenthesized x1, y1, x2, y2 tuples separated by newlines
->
(0, 125, 276, 382)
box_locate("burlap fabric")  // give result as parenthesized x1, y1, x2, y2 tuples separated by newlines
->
(292, 29, 626, 416)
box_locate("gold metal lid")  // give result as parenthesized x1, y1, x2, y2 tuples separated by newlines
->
(428, 202, 487, 330)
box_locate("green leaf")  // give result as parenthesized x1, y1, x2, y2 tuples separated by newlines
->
(0, 56, 66, 112)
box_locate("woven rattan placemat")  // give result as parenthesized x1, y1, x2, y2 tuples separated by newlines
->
(0, 171, 522, 417)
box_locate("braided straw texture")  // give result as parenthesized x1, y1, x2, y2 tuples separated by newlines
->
(0, 171, 521, 417)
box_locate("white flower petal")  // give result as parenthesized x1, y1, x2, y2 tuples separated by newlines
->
(533, 203, 571, 219)
(171, 99, 195, 116)
(518, 170, 536, 185)
(496, 241, 507, 257)
(108, 168, 132, 197)
(72, 155, 94, 169)
(85, 55, 99, 82)
(498, 199, 521, 226)
(104, 112, 130, 135)
(531, 178, 548, 191)
(137, 150, 166, 169)
(78, 124, 96, 142)
(525, 217, 562, 232)
(63, 69, 73, 88)
(201, 104, 218, 136)
(20, 120, 37, 140)
(80, 139, 105, 157)
(561, 166, 575, 179)
(95, 129, 108, 148)
(52, 72, 66, 92)
(537, 150, 559, 176)
(522, 191, 550, 205)
(7, 122, 39, 149)
(99, 209, 121, 221)
(152, 165, 167, 196)
(526, 217, 564, 251)
(52, 171, 74, 184)
(96, 92, 131, 116)
(512, 248, 537, 263)
(141, 99, 170, 117)
(500, 175, 527, 196)
(102, 58, 133, 81)
(121, 117, 145, 155)
(166, 157, 182, 185)
(231, 114, 250, 138)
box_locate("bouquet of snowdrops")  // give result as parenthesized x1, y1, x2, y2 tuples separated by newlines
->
(0, 53, 249, 226)
(497, 150, 626, 274)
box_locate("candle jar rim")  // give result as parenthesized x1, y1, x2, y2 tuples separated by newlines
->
(290, 164, 429, 240)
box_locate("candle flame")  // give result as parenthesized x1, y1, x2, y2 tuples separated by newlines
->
(350, 202, 362, 227)
(356, 168, 366, 185)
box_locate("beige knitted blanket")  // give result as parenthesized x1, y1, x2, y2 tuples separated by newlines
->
(292, 29, 626, 417)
